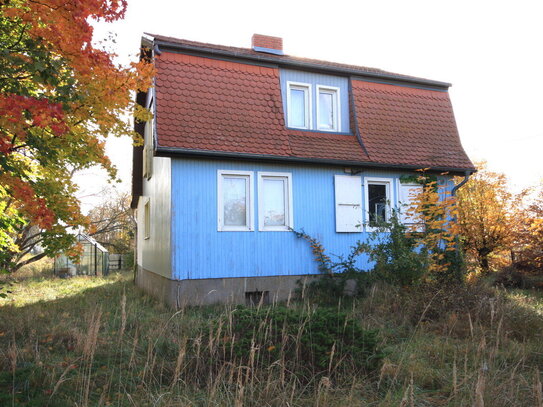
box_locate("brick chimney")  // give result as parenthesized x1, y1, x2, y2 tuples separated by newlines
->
(251, 34, 283, 55)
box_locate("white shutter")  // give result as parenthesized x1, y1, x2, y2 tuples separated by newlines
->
(399, 184, 423, 229)
(334, 175, 362, 232)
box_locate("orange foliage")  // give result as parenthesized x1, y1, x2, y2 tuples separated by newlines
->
(0, 0, 153, 271)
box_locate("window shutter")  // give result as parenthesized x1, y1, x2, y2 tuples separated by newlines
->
(399, 184, 423, 228)
(334, 175, 362, 232)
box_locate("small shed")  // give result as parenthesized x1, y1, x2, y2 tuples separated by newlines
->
(54, 233, 109, 277)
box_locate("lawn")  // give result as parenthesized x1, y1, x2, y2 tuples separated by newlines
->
(1, 269, 542, 406)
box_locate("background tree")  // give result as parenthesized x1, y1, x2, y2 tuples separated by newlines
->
(512, 186, 543, 272)
(87, 190, 135, 254)
(455, 163, 514, 274)
(0, 0, 153, 273)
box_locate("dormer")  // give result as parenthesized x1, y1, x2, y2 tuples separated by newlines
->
(280, 69, 349, 133)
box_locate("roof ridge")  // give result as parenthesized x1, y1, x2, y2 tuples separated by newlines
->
(144, 33, 451, 89)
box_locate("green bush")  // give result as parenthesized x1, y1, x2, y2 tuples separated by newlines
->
(220, 305, 383, 378)
(293, 214, 430, 303)
(362, 215, 428, 286)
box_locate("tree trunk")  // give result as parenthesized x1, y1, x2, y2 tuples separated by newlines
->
(478, 247, 491, 274)
(11, 252, 47, 273)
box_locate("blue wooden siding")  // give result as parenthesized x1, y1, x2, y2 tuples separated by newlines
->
(279, 69, 350, 133)
(169, 158, 451, 281)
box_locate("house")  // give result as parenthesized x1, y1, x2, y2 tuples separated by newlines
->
(131, 33, 475, 307)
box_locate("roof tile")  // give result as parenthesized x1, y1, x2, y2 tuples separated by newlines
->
(352, 80, 473, 169)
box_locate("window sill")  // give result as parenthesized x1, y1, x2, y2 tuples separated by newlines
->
(259, 227, 292, 232)
(218, 228, 254, 232)
(286, 127, 352, 136)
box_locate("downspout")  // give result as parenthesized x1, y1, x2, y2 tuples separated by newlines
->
(451, 170, 471, 196)
(451, 170, 472, 283)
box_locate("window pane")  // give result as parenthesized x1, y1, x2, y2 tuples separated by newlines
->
(319, 91, 334, 129)
(263, 178, 286, 226)
(368, 184, 387, 226)
(223, 177, 247, 226)
(290, 88, 306, 127)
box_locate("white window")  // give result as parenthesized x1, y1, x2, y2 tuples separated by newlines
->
(144, 198, 151, 240)
(364, 177, 394, 230)
(287, 81, 311, 129)
(258, 172, 293, 231)
(334, 175, 362, 232)
(398, 183, 424, 231)
(317, 86, 340, 132)
(217, 170, 254, 232)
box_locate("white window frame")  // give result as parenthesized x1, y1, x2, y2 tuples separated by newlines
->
(364, 177, 394, 232)
(143, 197, 151, 240)
(316, 85, 340, 132)
(257, 172, 294, 232)
(397, 182, 425, 232)
(286, 81, 312, 129)
(217, 170, 254, 232)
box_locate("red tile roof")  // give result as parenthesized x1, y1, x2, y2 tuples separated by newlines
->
(151, 35, 474, 172)
(156, 53, 292, 157)
(353, 81, 474, 170)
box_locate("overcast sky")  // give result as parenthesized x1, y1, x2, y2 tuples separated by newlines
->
(77, 0, 543, 211)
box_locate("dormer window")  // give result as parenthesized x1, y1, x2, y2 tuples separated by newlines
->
(317, 86, 339, 131)
(287, 82, 311, 129)
(281, 70, 348, 133)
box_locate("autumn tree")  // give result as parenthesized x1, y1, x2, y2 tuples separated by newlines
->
(512, 186, 543, 271)
(405, 173, 462, 282)
(0, 0, 153, 273)
(87, 190, 135, 253)
(455, 163, 514, 274)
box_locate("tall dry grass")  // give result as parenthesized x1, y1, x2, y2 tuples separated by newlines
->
(0, 271, 542, 406)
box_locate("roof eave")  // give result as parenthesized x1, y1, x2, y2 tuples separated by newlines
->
(155, 146, 475, 175)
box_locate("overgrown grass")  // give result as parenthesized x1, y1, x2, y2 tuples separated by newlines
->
(1, 271, 542, 406)
(0, 256, 54, 285)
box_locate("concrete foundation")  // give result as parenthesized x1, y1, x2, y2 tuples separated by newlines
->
(135, 265, 318, 308)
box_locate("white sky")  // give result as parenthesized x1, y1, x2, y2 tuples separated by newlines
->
(77, 0, 543, 211)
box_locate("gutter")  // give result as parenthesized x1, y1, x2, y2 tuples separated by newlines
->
(155, 146, 476, 176)
(148, 38, 451, 90)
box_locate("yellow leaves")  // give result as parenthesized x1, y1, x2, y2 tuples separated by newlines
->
(455, 163, 516, 271)
(405, 174, 459, 277)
